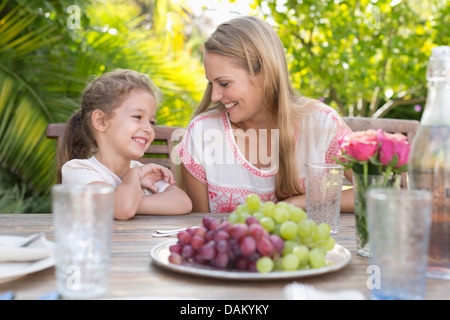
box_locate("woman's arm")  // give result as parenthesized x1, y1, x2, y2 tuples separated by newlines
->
(338, 188, 354, 213)
(340, 169, 354, 212)
(181, 164, 210, 213)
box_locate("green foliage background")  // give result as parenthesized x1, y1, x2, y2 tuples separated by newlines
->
(0, 0, 205, 212)
(253, 0, 449, 119)
(0, 0, 448, 213)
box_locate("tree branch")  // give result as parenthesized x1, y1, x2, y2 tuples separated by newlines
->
(372, 97, 426, 118)
(369, 86, 380, 116)
(293, 33, 314, 58)
(330, 84, 346, 115)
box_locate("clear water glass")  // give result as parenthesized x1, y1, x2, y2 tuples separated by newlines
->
(367, 188, 432, 300)
(52, 184, 114, 299)
(305, 163, 344, 235)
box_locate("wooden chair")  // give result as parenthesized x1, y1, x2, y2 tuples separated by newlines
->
(46, 123, 184, 178)
(343, 116, 420, 143)
(342, 116, 420, 188)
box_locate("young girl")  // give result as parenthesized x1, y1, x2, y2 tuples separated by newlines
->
(58, 69, 192, 220)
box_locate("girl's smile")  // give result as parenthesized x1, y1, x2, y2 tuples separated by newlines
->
(132, 136, 149, 146)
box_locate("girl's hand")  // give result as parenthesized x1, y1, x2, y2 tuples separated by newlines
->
(138, 164, 175, 193)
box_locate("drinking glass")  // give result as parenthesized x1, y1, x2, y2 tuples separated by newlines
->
(305, 163, 344, 235)
(52, 184, 115, 299)
(367, 188, 432, 300)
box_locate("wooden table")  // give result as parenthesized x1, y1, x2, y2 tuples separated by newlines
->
(0, 213, 448, 300)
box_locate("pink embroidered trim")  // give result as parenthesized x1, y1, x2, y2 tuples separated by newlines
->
(315, 106, 351, 163)
(300, 177, 306, 194)
(175, 141, 207, 184)
(325, 127, 352, 163)
(208, 184, 277, 213)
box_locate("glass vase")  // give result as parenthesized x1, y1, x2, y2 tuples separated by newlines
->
(352, 172, 402, 257)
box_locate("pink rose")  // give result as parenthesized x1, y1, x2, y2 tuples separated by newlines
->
(335, 149, 347, 163)
(379, 132, 410, 167)
(339, 129, 380, 162)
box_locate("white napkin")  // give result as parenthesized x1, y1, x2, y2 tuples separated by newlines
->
(284, 282, 366, 300)
(0, 234, 52, 262)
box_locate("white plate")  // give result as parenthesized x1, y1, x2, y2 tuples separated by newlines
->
(150, 240, 351, 280)
(0, 236, 55, 284)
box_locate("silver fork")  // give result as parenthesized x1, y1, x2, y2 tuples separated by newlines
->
(151, 232, 179, 238)
(155, 226, 199, 234)
(155, 227, 188, 234)
(19, 232, 45, 247)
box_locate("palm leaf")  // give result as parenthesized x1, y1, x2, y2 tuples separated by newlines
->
(0, 70, 56, 194)
(0, 4, 58, 57)
(0, 0, 205, 203)
(0, 0, 75, 195)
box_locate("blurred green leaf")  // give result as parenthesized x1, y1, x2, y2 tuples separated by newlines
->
(253, 0, 446, 118)
(0, 0, 205, 211)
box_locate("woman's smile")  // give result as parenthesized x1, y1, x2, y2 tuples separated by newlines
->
(224, 101, 238, 111)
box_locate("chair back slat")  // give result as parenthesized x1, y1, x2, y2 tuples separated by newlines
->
(46, 123, 182, 176)
(343, 116, 419, 142)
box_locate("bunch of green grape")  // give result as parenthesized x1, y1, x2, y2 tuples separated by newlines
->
(228, 194, 335, 273)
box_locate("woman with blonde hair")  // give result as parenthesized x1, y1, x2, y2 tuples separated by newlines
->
(176, 15, 353, 213)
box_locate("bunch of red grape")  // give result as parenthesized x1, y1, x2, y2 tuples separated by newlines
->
(168, 194, 336, 273)
(168, 215, 284, 272)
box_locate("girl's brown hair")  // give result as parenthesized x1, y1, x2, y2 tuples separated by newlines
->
(57, 69, 158, 182)
(195, 15, 315, 200)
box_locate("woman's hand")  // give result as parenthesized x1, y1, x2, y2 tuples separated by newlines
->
(138, 163, 175, 193)
(283, 188, 354, 213)
(282, 194, 306, 210)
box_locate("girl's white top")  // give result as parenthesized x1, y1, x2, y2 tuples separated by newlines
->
(62, 156, 170, 195)
(175, 103, 351, 213)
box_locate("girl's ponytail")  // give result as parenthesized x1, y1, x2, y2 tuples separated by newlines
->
(56, 110, 94, 183)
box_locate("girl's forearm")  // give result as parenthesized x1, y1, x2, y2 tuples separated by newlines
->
(114, 168, 144, 220)
(137, 186, 192, 215)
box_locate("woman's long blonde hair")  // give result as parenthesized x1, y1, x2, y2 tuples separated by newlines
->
(195, 15, 313, 200)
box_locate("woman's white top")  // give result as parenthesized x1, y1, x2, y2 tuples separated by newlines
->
(176, 103, 351, 213)
(62, 156, 170, 195)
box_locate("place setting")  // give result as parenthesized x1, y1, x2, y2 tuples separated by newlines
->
(0, 232, 55, 284)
